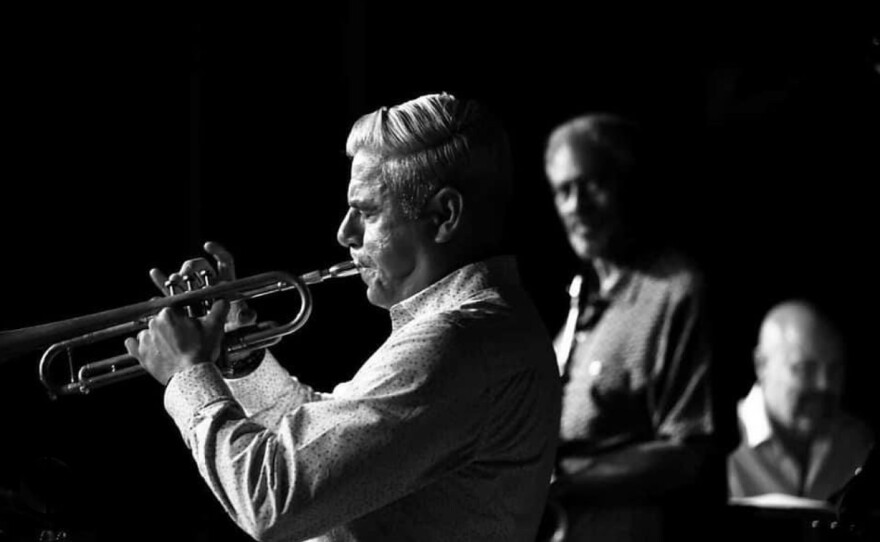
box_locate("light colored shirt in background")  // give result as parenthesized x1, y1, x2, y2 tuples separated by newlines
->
(555, 253, 720, 542)
(728, 385, 874, 500)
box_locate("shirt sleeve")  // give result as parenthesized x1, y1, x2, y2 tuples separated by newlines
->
(650, 280, 716, 441)
(164, 350, 326, 438)
(162, 317, 487, 542)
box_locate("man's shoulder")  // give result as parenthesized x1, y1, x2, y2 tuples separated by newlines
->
(398, 291, 529, 341)
(634, 250, 706, 301)
(389, 293, 555, 383)
(835, 412, 876, 448)
(433, 287, 545, 338)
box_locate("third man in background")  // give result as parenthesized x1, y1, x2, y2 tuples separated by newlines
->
(728, 300, 874, 501)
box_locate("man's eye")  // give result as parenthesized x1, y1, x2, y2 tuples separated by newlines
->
(789, 363, 808, 379)
(555, 184, 573, 200)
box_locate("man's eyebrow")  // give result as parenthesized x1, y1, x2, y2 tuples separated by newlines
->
(572, 173, 602, 184)
(553, 174, 590, 189)
(347, 193, 378, 209)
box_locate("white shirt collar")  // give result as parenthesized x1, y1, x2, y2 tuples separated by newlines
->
(738, 384, 774, 448)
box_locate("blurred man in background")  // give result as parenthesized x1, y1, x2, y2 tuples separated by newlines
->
(728, 300, 874, 500)
(544, 113, 728, 542)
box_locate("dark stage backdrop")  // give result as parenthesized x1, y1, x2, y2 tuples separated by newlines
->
(1, 5, 878, 541)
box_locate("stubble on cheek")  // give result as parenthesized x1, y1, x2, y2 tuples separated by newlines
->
(363, 230, 394, 273)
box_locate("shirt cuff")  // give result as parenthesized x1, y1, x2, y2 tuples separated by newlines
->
(164, 363, 233, 437)
(224, 350, 300, 416)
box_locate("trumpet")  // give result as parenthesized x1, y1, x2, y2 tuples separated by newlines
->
(0, 261, 360, 398)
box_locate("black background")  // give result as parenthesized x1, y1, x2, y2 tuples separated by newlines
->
(1, 4, 878, 541)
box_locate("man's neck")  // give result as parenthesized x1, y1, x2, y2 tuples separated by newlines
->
(416, 242, 501, 296)
(770, 417, 814, 478)
(589, 257, 625, 297)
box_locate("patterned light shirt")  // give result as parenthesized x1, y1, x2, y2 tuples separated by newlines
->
(164, 256, 561, 542)
(554, 253, 718, 542)
(557, 253, 715, 452)
(728, 384, 874, 500)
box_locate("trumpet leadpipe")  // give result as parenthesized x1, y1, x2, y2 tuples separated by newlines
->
(299, 261, 360, 285)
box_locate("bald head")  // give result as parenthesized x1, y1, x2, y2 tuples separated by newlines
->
(755, 300, 846, 441)
(758, 301, 845, 364)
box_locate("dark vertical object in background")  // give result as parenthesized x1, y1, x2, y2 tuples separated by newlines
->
(189, 19, 203, 247)
(345, 0, 366, 118)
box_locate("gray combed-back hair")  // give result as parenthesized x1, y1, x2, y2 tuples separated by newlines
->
(346, 93, 512, 222)
(544, 113, 640, 182)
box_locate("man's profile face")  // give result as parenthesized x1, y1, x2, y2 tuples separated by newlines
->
(545, 143, 622, 261)
(757, 323, 845, 440)
(336, 151, 432, 309)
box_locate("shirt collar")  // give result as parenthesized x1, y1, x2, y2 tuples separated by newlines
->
(580, 264, 638, 306)
(612, 267, 638, 303)
(739, 384, 774, 448)
(389, 255, 520, 331)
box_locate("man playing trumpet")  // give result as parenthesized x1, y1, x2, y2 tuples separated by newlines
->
(126, 93, 561, 542)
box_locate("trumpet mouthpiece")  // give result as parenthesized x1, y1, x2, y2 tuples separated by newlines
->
(300, 261, 360, 284)
(328, 261, 359, 278)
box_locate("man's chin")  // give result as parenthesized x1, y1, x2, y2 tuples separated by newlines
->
(365, 285, 392, 310)
(571, 238, 606, 261)
(791, 417, 830, 439)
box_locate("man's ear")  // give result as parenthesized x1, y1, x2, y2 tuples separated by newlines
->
(424, 187, 464, 243)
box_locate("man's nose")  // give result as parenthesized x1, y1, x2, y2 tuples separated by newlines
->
(557, 185, 580, 215)
(336, 209, 361, 248)
(811, 365, 841, 393)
